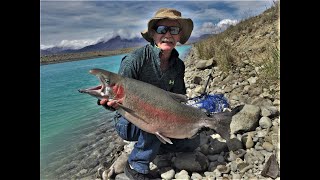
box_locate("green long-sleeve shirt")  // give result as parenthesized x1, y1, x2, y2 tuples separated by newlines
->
(118, 42, 186, 94)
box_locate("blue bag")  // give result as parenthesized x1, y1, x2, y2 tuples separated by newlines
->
(187, 93, 230, 115)
(186, 70, 230, 115)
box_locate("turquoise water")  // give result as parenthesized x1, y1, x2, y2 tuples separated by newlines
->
(40, 45, 191, 176)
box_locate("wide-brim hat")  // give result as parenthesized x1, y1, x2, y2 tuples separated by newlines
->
(141, 8, 193, 44)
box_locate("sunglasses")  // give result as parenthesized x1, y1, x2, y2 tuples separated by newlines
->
(154, 25, 181, 35)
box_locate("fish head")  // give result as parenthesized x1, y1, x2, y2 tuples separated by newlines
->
(78, 68, 124, 100)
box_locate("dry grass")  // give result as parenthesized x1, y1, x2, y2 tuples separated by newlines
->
(214, 37, 236, 73)
(257, 46, 280, 88)
(194, 1, 279, 82)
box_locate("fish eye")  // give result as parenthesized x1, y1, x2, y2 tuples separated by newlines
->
(105, 79, 110, 84)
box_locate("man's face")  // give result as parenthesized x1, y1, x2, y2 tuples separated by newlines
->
(152, 19, 181, 52)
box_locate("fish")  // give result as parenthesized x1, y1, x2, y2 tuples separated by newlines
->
(78, 68, 242, 144)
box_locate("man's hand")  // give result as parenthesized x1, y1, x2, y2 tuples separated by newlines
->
(97, 97, 124, 111)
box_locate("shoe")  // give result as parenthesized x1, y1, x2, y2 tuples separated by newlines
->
(124, 161, 158, 180)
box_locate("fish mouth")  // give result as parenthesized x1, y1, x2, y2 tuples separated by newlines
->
(78, 84, 102, 93)
(78, 73, 110, 99)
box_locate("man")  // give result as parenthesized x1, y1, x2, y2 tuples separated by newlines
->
(98, 8, 199, 180)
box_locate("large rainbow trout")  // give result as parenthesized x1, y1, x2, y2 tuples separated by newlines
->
(78, 68, 240, 144)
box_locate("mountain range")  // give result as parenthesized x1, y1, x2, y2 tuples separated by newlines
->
(40, 34, 213, 56)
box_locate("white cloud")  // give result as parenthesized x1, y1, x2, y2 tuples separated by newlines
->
(198, 18, 238, 35)
(87, 29, 140, 45)
(40, 1, 273, 49)
(57, 39, 99, 50)
(40, 38, 100, 50)
(199, 22, 216, 34)
(217, 19, 238, 29)
(41, 29, 141, 50)
(41, 18, 239, 50)
(40, 44, 55, 50)
(116, 29, 141, 40)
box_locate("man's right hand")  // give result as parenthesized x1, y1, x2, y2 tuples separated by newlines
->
(97, 98, 117, 111)
(97, 98, 124, 111)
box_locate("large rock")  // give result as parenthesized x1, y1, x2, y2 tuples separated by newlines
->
(230, 104, 261, 134)
(261, 154, 279, 178)
(195, 58, 216, 70)
(173, 151, 209, 172)
(107, 152, 129, 178)
(226, 138, 243, 151)
(208, 139, 229, 155)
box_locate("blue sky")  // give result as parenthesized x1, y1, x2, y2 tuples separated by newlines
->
(40, 0, 275, 49)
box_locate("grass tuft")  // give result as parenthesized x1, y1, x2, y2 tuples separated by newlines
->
(258, 46, 280, 87)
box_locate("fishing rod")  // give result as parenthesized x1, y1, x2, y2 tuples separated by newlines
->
(201, 68, 214, 95)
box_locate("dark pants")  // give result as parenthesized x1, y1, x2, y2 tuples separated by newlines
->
(115, 116, 200, 174)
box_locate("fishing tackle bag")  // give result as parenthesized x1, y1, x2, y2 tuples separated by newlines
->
(186, 93, 230, 115)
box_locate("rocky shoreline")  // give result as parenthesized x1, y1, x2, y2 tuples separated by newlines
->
(41, 45, 280, 180)
(63, 46, 279, 180)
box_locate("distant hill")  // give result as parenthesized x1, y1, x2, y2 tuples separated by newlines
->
(40, 34, 213, 56)
(77, 36, 146, 52)
(40, 36, 147, 56)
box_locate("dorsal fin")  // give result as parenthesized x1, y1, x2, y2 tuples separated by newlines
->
(167, 91, 188, 103)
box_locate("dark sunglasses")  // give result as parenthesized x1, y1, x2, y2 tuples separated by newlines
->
(154, 25, 181, 35)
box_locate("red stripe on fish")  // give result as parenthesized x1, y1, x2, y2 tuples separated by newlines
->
(133, 95, 187, 123)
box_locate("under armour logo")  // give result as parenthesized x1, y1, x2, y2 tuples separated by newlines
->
(169, 80, 174, 85)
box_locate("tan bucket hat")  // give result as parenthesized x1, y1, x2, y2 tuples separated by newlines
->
(141, 8, 193, 44)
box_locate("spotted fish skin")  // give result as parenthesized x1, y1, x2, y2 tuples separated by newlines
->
(79, 68, 238, 144)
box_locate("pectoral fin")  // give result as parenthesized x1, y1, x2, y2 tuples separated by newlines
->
(116, 103, 149, 125)
(155, 132, 173, 144)
(116, 102, 134, 113)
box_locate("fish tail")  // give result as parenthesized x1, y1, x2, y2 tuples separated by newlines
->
(205, 105, 244, 140)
